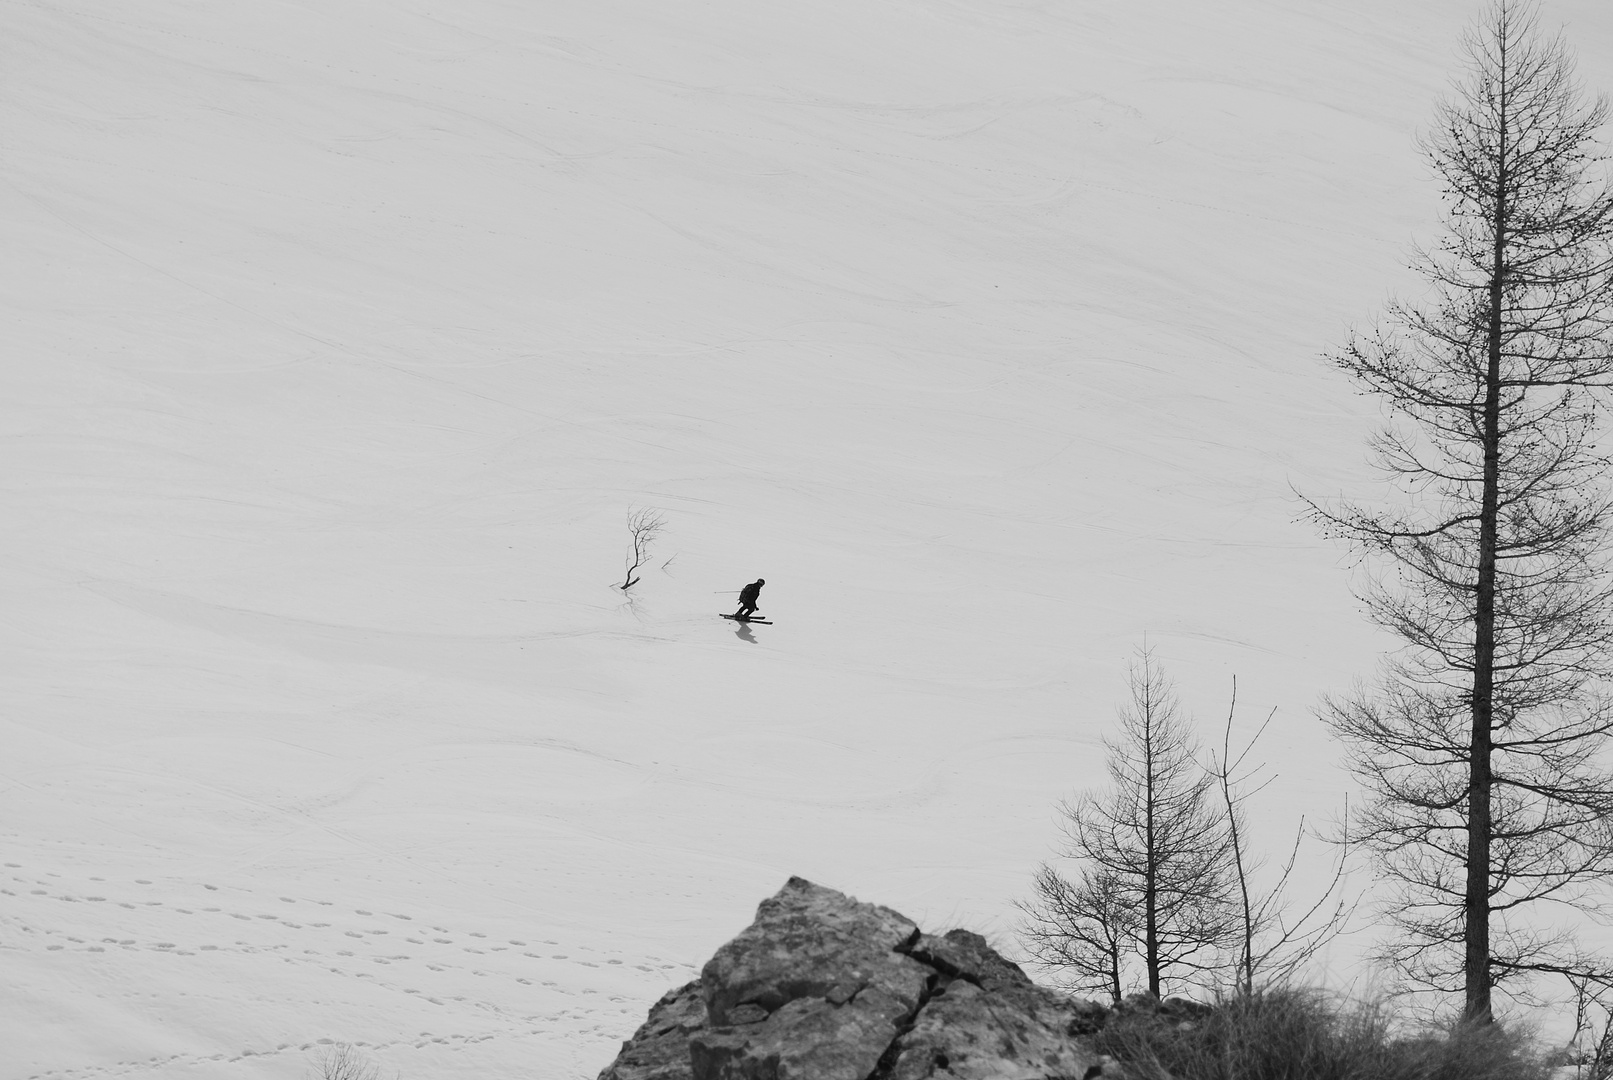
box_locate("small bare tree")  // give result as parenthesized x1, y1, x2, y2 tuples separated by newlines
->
(619, 509, 666, 590)
(1022, 647, 1236, 999)
(1207, 679, 1353, 995)
(310, 1043, 386, 1080)
(1561, 972, 1613, 1080)
(1021, 863, 1134, 1002)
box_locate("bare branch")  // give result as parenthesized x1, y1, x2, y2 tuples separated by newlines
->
(619, 508, 666, 591)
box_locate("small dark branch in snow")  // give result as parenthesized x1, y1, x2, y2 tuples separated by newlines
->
(619, 508, 666, 590)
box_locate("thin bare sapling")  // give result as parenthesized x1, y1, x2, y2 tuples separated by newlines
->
(1207, 677, 1354, 996)
(619, 508, 666, 590)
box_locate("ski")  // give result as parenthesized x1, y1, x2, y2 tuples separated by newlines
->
(720, 614, 773, 624)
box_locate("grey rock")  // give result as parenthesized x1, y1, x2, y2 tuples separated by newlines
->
(901, 929, 1034, 992)
(692, 984, 916, 1080)
(693, 876, 933, 1079)
(700, 876, 930, 1025)
(883, 978, 1101, 1080)
(597, 877, 1107, 1080)
(598, 980, 707, 1080)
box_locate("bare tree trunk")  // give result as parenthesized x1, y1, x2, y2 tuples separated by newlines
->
(1465, 46, 1509, 1021)
(1144, 702, 1161, 999)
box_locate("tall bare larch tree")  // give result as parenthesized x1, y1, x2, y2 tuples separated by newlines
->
(1309, 1, 1613, 1023)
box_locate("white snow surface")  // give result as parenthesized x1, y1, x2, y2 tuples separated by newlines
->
(6, 1, 1613, 1077)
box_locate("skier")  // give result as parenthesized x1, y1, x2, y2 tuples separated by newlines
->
(732, 578, 765, 620)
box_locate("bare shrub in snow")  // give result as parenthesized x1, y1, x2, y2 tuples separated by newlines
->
(309, 1043, 388, 1080)
(619, 508, 666, 590)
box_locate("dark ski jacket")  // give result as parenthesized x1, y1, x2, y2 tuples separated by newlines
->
(738, 581, 763, 607)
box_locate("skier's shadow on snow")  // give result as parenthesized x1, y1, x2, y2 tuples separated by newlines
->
(732, 622, 758, 644)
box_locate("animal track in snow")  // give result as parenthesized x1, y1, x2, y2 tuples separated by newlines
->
(7, 864, 667, 1077)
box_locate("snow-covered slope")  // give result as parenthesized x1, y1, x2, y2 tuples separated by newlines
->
(6, 1, 1612, 1076)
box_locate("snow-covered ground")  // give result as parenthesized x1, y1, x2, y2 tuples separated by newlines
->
(6, 1, 1613, 1076)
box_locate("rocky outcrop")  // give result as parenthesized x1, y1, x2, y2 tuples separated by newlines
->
(597, 877, 1115, 1080)
(594, 980, 709, 1080)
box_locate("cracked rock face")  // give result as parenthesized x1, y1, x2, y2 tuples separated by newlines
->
(594, 980, 708, 1080)
(597, 877, 1108, 1080)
